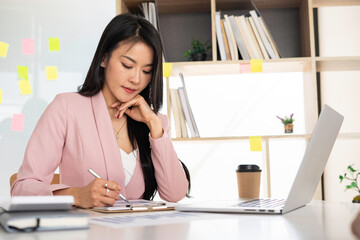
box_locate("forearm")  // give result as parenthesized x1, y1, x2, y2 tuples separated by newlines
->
(53, 187, 81, 206)
(147, 116, 163, 139)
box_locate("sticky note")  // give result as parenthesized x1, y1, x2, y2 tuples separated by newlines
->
(49, 38, 60, 51)
(11, 114, 25, 131)
(0, 89, 2, 104)
(0, 41, 9, 58)
(239, 63, 251, 73)
(22, 38, 35, 55)
(163, 62, 173, 78)
(18, 80, 33, 95)
(250, 59, 263, 72)
(46, 66, 58, 80)
(17, 66, 29, 80)
(249, 136, 262, 151)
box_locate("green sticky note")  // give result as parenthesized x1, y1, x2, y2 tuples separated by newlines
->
(46, 66, 58, 80)
(249, 136, 262, 151)
(0, 41, 9, 58)
(17, 66, 29, 80)
(18, 80, 33, 95)
(49, 38, 60, 51)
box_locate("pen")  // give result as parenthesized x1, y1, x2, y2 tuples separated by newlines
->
(88, 168, 130, 203)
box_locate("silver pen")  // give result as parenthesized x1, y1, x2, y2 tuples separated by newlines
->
(88, 168, 130, 203)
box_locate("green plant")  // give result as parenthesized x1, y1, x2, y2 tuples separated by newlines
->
(276, 113, 295, 125)
(339, 165, 360, 197)
(183, 39, 211, 61)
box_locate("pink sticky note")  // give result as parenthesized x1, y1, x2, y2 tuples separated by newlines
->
(11, 114, 25, 131)
(22, 38, 34, 55)
(239, 63, 251, 73)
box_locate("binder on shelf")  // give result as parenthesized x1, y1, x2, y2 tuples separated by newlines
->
(259, 16, 280, 58)
(245, 16, 264, 59)
(179, 73, 200, 138)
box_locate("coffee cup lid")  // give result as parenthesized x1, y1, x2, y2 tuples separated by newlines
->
(236, 164, 261, 172)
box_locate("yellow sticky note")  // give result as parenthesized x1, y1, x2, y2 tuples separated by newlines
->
(249, 136, 262, 151)
(46, 66, 58, 80)
(163, 62, 173, 78)
(18, 80, 33, 95)
(49, 38, 60, 51)
(17, 66, 29, 80)
(0, 89, 2, 104)
(250, 59, 263, 73)
(0, 41, 9, 58)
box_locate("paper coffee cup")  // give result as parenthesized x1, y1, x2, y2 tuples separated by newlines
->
(236, 164, 261, 199)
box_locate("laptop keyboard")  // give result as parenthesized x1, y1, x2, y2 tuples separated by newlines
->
(234, 198, 286, 209)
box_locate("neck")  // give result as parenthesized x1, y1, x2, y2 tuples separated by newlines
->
(102, 86, 121, 117)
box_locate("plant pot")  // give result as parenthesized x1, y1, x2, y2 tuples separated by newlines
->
(353, 195, 360, 203)
(284, 123, 293, 133)
(192, 53, 207, 61)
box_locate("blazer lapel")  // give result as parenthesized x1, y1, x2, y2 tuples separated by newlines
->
(90, 91, 127, 196)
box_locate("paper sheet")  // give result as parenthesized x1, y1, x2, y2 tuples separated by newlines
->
(46, 66, 58, 80)
(22, 38, 34, 55)
(90, 211, 212, 228)
(49, 38, 60, 51)
(0, 41, 9, 58)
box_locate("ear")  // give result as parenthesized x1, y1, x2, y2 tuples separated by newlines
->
(100, 54, 107, 68)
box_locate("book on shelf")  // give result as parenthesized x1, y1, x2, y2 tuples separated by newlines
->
(215, 11, 227, 61)
(236, 15, 263, 59)
(175, 88, 188, 138)
(169, 89, 183, 138)
(245, 16, 264, 59)
(228, 15, 250, 60)
(220, 19, 231, 60)
(249, 9, 279, 59)
(179, 73, 200, 138)
(247, 16, 270, 59)
(223, 15, 239, 60)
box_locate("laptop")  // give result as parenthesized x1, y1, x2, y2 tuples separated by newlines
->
(176, 105, 344, 214)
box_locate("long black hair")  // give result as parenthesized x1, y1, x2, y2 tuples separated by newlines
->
(78, 13, 190, 200)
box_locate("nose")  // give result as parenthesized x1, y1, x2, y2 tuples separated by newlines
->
(129, 69, 141, 85)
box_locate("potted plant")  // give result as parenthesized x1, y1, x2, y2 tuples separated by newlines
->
(184, 39, 211, 61)
(276, 113, 295, 133)
(339, 165, 360, 203)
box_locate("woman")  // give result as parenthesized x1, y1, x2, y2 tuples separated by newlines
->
(11, 14, 190, 208)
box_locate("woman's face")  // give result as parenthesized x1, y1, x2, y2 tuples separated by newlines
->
(101, 41, 154, 104)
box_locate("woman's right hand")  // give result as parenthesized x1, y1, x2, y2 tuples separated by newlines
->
(54, 179, 121, 209)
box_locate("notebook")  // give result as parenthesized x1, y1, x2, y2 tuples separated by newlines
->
(176, 105, 344, 214)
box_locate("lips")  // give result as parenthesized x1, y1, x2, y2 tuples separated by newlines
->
(122, 86, 136, 93)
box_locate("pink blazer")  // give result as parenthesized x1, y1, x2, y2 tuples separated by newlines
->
(11, 92, 188, 202)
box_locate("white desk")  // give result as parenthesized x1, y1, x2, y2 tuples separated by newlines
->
(1, 201, 359, 240)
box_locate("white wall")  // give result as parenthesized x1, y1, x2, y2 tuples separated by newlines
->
(318, 6, 360, 202)
(0, 0, 115, 196)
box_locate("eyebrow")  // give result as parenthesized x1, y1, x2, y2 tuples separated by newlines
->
(121, 55, 153, 67)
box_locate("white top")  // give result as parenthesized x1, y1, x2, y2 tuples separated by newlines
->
(119, 148, 137, 186)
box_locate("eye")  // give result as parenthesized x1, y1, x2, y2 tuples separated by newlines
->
(122, 63, 132, 69)
(143, 69, 152, 74)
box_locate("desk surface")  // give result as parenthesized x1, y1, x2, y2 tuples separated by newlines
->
(1, 200, 359, 240)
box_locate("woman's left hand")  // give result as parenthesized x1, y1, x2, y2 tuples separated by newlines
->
(110, 95, 163, 138)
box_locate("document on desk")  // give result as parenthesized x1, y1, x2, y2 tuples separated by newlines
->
(90, 211, 218, 228)
(90, 199, 175, 213)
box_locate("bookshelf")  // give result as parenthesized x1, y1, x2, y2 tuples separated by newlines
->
(115, 0, 360, 198)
